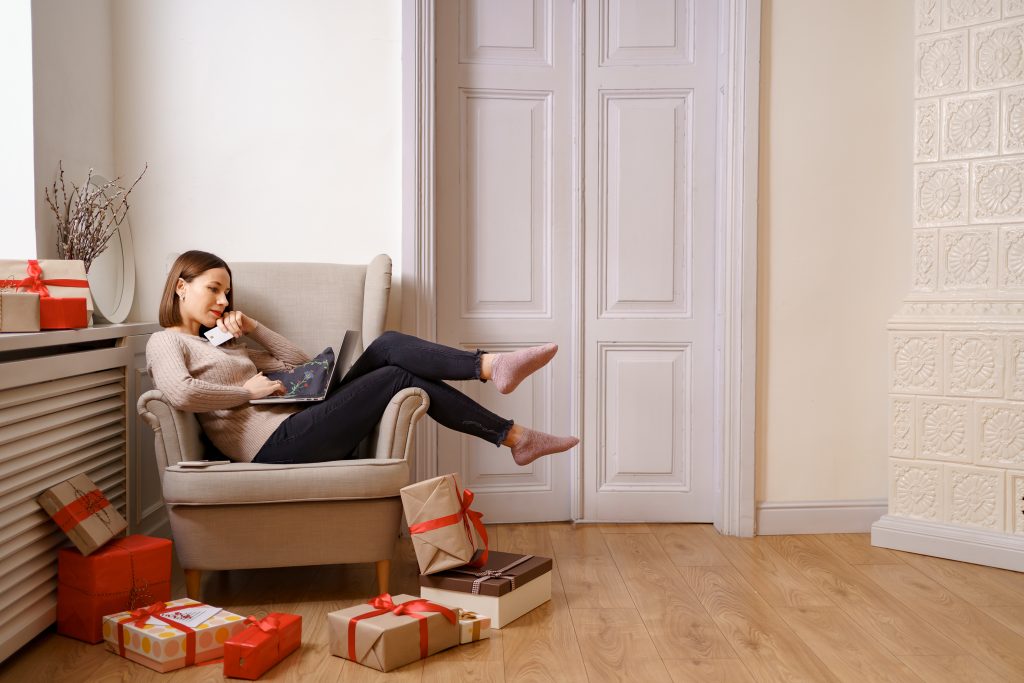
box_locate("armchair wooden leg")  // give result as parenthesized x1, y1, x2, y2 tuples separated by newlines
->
(375, 559, 390, 594)
(184, 569, 202, 600)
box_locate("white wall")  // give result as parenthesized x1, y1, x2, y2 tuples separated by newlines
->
(111, 0, 403, 327)
(1, 0, 37, 259)
(757, 0, 913, 504)
(32, 0, 115, 261)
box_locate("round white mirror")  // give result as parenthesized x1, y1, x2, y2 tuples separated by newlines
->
(85, 174, 136, 324)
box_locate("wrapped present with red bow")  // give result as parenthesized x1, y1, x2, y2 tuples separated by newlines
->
(38, 473, 127, 555)
(327, 593, 459, 672)
(399, 473, 489, 575)
(102, 598, 248, 672)
(0, 259, 92, 327)
(223, 613, 302, 680)
(57, 535, 172, 643)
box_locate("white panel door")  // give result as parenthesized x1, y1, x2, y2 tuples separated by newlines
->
(435, 0, 575, 522)
(584, 0, 717, 521)
(435, 0, 718, 522)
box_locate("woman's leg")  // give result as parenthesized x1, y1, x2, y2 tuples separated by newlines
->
(254, 365, 514, 464)
(343, 331, 558, 395)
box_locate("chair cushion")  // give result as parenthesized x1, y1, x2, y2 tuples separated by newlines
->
(161, 458, 410, 506)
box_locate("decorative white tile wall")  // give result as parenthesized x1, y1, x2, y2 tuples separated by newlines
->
(897, 2, 1024, 536)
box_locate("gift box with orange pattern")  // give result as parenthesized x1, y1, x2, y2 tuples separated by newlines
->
(102, 598, 247, 673)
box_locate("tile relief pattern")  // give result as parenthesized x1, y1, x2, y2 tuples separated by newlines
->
(914, 230, 939, 291)
(916, 99, 940, 162)
(1001, 86, 1024, 151)
(945, 333, 1003, 396)
(977, 400, 1024, 467)
(945, 464, 1005, 529)
(897, 5, 1024, 536)
(917, 31, 969, 97)
(942, 92, 999, 159)
(944, 0, 1001, 29)
(940, 227, 997, 287)
(891, 398, 916, 458)
(916, 163, 968, 226)
(918, 0, 941, 35)
(919, 398, 973, 461)
(891, 459, 943, 520)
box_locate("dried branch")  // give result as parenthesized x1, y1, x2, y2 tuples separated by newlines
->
(46, 161, 147, 272)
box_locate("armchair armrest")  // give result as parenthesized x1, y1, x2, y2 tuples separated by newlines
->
(374, 387, 429, 461)
(137, 390, 205, 477)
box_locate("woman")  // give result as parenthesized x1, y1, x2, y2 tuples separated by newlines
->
(147, 250, 579, 466)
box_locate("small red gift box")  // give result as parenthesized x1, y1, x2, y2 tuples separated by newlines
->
(57, 535, 172, 643)
(40, 296, 88, 329)
(224, 613, 302, 679)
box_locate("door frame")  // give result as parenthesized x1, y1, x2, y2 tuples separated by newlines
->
(401, 0, 760, 536)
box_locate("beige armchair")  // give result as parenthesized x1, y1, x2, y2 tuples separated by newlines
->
(136, 255, 428, 599)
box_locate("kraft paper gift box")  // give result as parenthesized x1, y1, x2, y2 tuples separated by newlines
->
(0, 259, 93, 324)
(0, 291, 40, 332)
(419, 551, 553, 628)
(327, 593, 459, 672)
(223, 613, 302, 680)
(103, 598, 248, 673)
(457, 610, 491, 644)
(57, 535, 173, 643)
(400, 472, 489, 575)
(38, 473, 128, 556)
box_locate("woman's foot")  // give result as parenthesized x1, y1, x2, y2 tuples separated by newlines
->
(487, 343, 558, 394)
(506, 425, 579, 466)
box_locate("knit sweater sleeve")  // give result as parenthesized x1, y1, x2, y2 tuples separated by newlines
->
(146, 333, 251, 411)
(246, 322, 312, 373)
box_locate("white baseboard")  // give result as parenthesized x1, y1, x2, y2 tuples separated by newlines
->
(756, 499, 888, 535)
(871, 515, 1024, 572)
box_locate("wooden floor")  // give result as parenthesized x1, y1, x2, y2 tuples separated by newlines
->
(3, 523, 1024, 682)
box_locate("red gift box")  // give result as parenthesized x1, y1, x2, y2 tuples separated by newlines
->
(57, 535, 172, 643)
(39, 297, 87, 329)
(224, 613, 302, 679)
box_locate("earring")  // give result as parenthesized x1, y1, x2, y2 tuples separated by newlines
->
(180, 293, 186, 302)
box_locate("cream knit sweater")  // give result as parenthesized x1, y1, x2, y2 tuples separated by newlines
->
(146, 323, 312, 462)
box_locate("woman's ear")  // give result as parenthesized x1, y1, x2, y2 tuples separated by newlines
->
(175, 278, 187, 298)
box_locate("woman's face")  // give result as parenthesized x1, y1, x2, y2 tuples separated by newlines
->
(176, 267, 231, 329)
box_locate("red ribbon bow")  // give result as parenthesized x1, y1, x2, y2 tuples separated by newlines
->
(1, 260, 89, 297)
(244, 615, 280, 633)
(407, 485, 489, 567)
(116, 601, 198, 667)
(347, 593, 456, 662)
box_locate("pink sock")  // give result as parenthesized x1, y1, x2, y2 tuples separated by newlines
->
(510, 427, 579, 466)
(490, 343, 558, 394)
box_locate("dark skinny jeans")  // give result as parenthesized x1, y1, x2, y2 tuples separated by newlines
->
(253, 331, 514, 464)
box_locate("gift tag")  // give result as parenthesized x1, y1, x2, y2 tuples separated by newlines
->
(149, 604, 222, 629)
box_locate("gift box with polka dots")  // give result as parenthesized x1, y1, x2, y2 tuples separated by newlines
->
(101, 598, 248, 673)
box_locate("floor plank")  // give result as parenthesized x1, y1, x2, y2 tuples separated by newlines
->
(896, 551, 1024, 607)
(858, 563, 1024, 681)
(603, 533, 735, 660)
(707, 535, 834, 608)
(570, 608, 668, 681)
(679, 565, 839, 683)
(594, 523, 651, 534)
(815, 534, 904, 565)
(773, 606, 923, 682)
(653, 525, 730, 568)
(897, 655, 1008, 683)
(762, 535, 961, 656)
(661, 658, 756, 683)
(557, 555, 635, 609)
(548, 523, 611, 559)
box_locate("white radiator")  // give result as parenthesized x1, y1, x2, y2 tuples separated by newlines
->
(0, 347, 131, 663)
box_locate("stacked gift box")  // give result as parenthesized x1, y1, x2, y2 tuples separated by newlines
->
(0, 259, 92, 330)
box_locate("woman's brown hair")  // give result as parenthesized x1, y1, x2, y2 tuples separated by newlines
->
(158, 250, 233, 328)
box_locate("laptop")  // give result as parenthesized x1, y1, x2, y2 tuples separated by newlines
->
(250, 330, 361, 404)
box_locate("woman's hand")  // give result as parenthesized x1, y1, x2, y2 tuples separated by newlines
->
(217, 310, 257, 338)
(244, 372, 285, 399)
